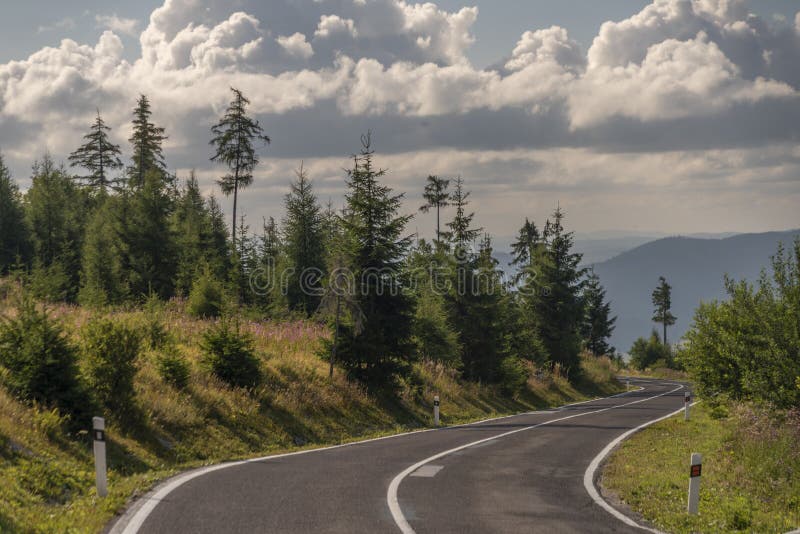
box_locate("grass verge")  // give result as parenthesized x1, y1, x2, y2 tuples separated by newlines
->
(601, 402, 800, 533)
(0, 298, 623, 533)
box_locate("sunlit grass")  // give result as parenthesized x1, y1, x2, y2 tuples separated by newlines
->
(602, 402, 800, 533)
(0, 294, 623, 532)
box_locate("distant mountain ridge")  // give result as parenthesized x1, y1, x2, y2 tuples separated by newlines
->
(591, 229, 800, 353)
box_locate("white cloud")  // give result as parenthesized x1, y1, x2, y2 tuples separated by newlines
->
(571, 32, 795, 127)
(95, 14, 140, 37)
(506, 26, 584, 72)
(314, 14, 357, 39)
(0, 0, 799, 239)
(37, 17, 76, 34)
(276, 32, 314, 59)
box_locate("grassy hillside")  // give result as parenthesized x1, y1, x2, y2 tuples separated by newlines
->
(602, 402, 800, 533)
(0, 295, 623, 533)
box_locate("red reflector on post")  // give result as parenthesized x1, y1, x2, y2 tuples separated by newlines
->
(690, 464, 702, 477)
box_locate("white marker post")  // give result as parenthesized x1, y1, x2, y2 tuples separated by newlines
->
(626, 379, 631, 390)
(92, 416, 108, 498)
(684, 391, 691, 421)
(687, 452, 702, 514)
(433, 395, 440, 427)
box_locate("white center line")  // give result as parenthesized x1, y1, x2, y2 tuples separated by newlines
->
(386, 382, 684, 534)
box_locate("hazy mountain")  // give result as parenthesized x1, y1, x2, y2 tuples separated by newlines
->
(591, 230, 800, 353)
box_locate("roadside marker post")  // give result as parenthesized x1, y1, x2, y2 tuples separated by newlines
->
(433, 395, 440, 427)
(684, 391, 691, 421)
(687, 452, 702, 514)
(93, 416, 108, 498)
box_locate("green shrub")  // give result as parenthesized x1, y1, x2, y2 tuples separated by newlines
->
(27, 262, 70, 302)
(187, 270, 224, 318)
(156, 348, 191, 390)
(200, 319, 260, 388)
(82, 317, 142, 418)
(498, 356, 529, 395)
(0, 297, 89, 423)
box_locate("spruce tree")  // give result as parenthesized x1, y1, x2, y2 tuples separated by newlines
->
(128, 95, 167, 189)
(121, 169, 176, 299)
(419, 175, 450, 244)
(283, 163, 325, 315)
(171, 172, 222, 295)
(209, 88, 270, 247)
(337, 133, 414, 386)
(509, 217, 540, 285)
(444, 176, 481, 248)
(581, 270, 616, 356)
(68, 111, 123, 192)
(0, 153, 30, 273)
(527, 206, 586, 378)
(651, 275, 677, 345)
(25, 154, 89, 301)
(79, 196, 127, 306)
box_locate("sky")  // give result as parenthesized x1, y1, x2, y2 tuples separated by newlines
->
(1, 0, 799, 246)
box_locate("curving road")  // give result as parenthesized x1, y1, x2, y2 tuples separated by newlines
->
(109, 378, 685, 534)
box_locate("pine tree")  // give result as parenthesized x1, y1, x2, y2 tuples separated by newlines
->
(121, 169, 176, 299)
(206, 194, 231, 278)
(283, 162, 325, 315)
(25, 154, 89, 301)
(509, 217, 540, 285)
(419, 175, 450, 244)
(171, 172, 224, 295)
(128, 95, 168, 189)
(68, 111, 123, 192)
(209, 88, 270, 247)
(337, 133, 414, 386)
(0, 153, 30, 273)
(526, 206, 586, 378)
(79, 196, 127, 306)
(444, 176, 481, 248)
(651, 275, 677, 345)
(581, 270, 616, 356)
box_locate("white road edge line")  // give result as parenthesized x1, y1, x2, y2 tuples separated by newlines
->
(386, 382, 684, 534)
(583, 400, 700, 533)
(110, 385, 643, 533)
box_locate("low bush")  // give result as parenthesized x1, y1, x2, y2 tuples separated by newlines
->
(201, 319, 261, 388)
(82, 316, 142, 418)
(156, 348, 191, 390)
(0, 296, 89, 424)
(187, 270, 225, 319)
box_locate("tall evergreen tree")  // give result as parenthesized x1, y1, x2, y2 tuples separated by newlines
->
(419, 175, 450, 244)
(121, 169, 176, 299)
(68, 111, 123, 192)
(128, 95, 167, 189)
(79, 196, 127, 306)
(444, 176, 481, 248)
(337, 133, 414, 385)
(526, 207, 586, 377)
(209, 88, 270, 247)
(509, 217, 540, 284)
(0, 153, 30, 272)
(651, 275, 677, 345)
(24, 154, 89, 301)
(581, 270, 616, 356)
(283, 163, 325, 315)
(171, 172, 225, 295)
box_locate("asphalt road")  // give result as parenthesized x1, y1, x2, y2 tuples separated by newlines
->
(110, 378, 685, 534)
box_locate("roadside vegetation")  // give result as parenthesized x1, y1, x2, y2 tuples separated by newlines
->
(604, 239, 800, 533)
(0, 289, 621, 532)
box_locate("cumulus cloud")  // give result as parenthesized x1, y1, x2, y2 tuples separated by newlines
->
(0, 0, 799, 237)
(314, 14, 357, 39)
(95, 14, 140, 37)
(276, 32, 314, 59)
